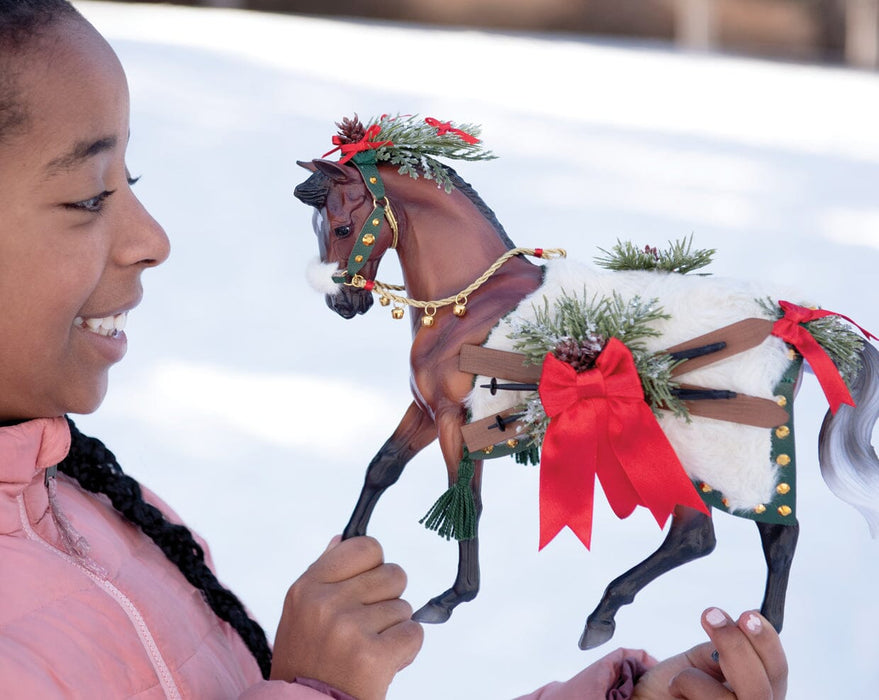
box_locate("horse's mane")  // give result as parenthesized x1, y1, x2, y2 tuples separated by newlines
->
(293, 164, 515, 250)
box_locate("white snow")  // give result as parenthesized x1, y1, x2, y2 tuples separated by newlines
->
(73, 2, 879, 698)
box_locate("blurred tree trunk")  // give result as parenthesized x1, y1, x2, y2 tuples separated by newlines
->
(674, 0, 718, 49)
(845, 0, 879, 66)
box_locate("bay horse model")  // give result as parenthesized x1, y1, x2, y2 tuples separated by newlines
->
(293, 118, 879, 649)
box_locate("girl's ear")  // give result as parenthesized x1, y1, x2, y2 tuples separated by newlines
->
(311, 159, 356, 183)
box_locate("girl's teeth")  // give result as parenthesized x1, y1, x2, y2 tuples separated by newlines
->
(78, 313, 128, 337)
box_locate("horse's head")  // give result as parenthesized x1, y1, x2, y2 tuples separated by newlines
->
(294, 158, 398, 319)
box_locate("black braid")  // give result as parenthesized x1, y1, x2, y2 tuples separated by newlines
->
(58, 417, 273, 679)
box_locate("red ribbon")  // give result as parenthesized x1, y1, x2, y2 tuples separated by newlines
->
(771, 300, 876, 414)
(424, 117, 480, 144)
(537, 338, 708, 550)
(323, 124, 393, 164)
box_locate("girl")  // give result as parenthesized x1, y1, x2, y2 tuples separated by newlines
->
(0, 2, 786, 697)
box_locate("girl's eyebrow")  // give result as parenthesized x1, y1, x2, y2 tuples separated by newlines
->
(43, 135, 118, 179)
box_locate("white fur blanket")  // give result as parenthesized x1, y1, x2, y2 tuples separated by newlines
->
(467, 259, 800, 512)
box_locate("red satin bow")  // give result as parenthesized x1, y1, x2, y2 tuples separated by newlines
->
(323, 124, 393, 164)
(771, 300, 876, 414)
(537, 338, 707, 550)
(424, 117, 480, 144)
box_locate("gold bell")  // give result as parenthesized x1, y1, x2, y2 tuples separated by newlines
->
(379, 295, 391, 307)
(391, 307, 405, 320)
(421, 305, 437, 328)
(452, 294, 467, 317)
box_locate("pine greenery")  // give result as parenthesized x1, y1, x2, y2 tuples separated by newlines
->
(758, 297, 865, 385)
(368, 114, 496, 193)
(594, 235, 715, 275)
(508, 290, 688, 448)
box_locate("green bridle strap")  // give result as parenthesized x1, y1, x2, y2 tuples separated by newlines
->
(331, 151, 392, 285)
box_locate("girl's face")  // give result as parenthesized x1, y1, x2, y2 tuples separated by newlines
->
(0, 18, 170, 420)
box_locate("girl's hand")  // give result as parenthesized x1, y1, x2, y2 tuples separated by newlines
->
(270, 536, 424, 700)
(633, 608, 787, 699)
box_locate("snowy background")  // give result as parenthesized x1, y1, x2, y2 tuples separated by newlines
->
(73, 2, 879, 697)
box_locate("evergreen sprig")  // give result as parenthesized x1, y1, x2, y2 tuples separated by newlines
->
(368, 114, 496, 193)
(508, 290, 687, 449)
(758, 297, 865, 385)
(594, 235, 715, 275)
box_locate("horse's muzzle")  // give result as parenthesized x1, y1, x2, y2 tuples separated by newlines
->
(326, 288, 374, 319)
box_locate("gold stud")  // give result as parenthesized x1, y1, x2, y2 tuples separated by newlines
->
(776, 454, 791, 467)
(369, 176, 377, 184)
(778, 505, 792, 517)
(482, 445, 494, 455)
(506, 438, 519, 449)
(362, 233, 375, 246)
(391, 307, 405, 320)
(775, 425, 790, 439)
(721, 498, 730, 507)
(371, 218, 380, 227)
(754, 504, 767, 514)
(379, 295, 391, 307)
(354, 254, 363, 263)
(700, 483, 713, 493)
(776, 482, 791, 495)
(776, 395, 787, 407)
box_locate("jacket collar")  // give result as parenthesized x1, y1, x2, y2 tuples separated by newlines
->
(0, 417, 71, 535)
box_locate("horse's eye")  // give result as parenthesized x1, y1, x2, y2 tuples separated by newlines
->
(334, 225, 351, 238)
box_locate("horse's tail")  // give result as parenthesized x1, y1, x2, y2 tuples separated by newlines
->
(818, 340, 879, 536)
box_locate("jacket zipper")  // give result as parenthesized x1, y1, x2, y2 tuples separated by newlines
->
(17, 492, 183, 699)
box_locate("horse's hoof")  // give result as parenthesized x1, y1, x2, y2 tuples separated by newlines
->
(579, 618, 616, 650)
(412, 601, 453, 624)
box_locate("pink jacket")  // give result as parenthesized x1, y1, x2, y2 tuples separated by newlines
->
(0, 418, 652, 699)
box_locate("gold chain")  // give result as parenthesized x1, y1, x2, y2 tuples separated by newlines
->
(348, 247, 566, 310)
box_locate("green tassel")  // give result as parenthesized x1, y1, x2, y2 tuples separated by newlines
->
(420, 451, 477, 540)
(514, 443, 541, 466)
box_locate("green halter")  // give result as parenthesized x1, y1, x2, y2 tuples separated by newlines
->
(331, 151, 398, 286)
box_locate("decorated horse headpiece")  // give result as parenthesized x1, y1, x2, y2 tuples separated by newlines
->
(320, 113, 495, 287)
(316, 114, 565, 325)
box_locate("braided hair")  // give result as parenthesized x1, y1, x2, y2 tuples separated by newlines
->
(58, 418, 273, 679)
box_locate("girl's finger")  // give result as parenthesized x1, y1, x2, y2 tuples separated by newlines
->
(669, 667, 736, 699)
(702, 607, 773, 700)
(734, 611, 788, 698)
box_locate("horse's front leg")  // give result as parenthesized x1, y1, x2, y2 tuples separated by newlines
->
(343, 401, 436, 539)
(413, 409, 483, 624)
(581, 505, 716, 649)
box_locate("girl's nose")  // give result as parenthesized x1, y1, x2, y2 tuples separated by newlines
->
(117, 192, 170, 268)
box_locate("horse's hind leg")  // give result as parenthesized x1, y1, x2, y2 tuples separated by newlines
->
(581, 505, 716, 650)
(756, 520, 799, 633)
(343, 401, 436, 539)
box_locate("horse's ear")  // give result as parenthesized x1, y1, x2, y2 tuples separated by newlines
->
(312, 158, 356, 183)
(296, 160, 317, 172)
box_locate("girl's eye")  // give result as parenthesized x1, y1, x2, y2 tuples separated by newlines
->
(65, 190, 115, 214)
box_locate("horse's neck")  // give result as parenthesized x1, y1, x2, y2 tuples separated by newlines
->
(387, 176, 514, 301)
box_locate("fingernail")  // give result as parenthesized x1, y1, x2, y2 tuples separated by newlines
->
(744, 612, 763, 634)
(706, 607, 727, 627)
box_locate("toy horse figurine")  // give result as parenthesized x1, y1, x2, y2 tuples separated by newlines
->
(294, 114, 879, 649)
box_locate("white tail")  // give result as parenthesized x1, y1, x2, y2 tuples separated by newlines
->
(819, 341, 879, 536)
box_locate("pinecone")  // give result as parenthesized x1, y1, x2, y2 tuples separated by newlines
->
(553, 336, 604, 373)
(335, 115, 366, 144)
